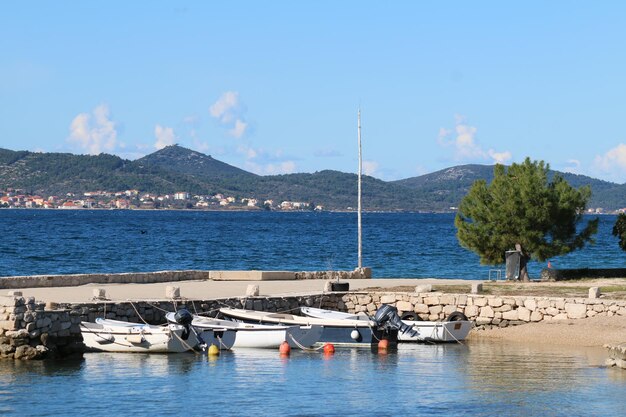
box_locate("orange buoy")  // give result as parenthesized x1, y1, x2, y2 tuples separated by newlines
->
(323, 343, 335, 354)
(378, 339, 389, 350)
(279, 341, 291, 355)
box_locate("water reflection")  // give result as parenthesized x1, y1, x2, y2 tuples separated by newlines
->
(0, 342, 624, 416)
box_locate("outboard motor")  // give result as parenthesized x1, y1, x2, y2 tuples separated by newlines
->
(373, 304, 418, 338)
(173, 308, 193, 340)
(173, 308, 207, 349)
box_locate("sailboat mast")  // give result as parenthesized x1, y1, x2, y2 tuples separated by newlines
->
(357, 109, 362, 269)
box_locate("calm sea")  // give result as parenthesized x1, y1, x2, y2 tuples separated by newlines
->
(0, 343, 624, 416)
(1, 210, 625, 416)
(0, 210, 622, 279)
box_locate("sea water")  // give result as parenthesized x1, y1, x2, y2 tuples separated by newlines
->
(0, 342, 624, 416)
(0, 210, 622, 278)
(1, 210, 625, 416)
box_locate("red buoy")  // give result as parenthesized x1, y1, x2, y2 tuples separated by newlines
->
(378, 339, 389, 350)
(279, 341, 291, 355)
(323, 343, 335, 354)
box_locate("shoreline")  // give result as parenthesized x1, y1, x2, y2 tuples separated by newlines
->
(4, 276, 625, 349)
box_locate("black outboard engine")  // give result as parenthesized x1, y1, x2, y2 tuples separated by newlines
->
(174, 308, 194, 341)
(373, 304, 418, 338)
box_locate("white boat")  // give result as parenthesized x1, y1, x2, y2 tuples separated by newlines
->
(80, 318, 235, 353)
(165, 312, 323, 349)
(218, 307, 395, 347)
(300, 306, 472, 343)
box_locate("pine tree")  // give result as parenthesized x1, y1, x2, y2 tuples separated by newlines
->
(455, 158, 598, 281)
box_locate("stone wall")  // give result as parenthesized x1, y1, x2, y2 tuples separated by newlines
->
(0, 294, 83, 360)
(0, 269, 368, 290)
(341, 291, 626, 329)
(2, 288, 625, 360)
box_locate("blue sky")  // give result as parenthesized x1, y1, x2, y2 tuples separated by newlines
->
(2, 2, 626, 183)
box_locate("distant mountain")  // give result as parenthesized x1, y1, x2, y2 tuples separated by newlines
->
(1, 146, 625, 211)
(132, 144, 255, 179)
(393, 163, 626, 210)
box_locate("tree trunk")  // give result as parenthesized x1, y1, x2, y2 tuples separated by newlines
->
(515, 243, 530, 282)
(519, 254, 530, 282)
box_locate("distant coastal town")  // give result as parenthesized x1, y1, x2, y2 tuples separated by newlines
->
(0, 188, 324, 211)
(1, 187, 621, 214)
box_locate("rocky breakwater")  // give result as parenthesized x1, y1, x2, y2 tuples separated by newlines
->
(340, 291, 626, 329)
(605, 343, 626, 369)
(0, 292, 83, 360)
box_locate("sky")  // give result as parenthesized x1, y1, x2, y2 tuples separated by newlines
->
(2, 2, 626, 183)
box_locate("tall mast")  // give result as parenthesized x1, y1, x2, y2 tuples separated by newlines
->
(357, 109, 362, 269)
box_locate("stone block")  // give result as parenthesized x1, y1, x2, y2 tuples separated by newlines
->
(464, 305, 479, 318)
(474, 297, 488, 307)
(396, 301, 413, 312)
(415, 284, 432, 293)
(488, 298, 503, 307)
(588, 287, 601, 299)
(545, 307, 560, 316)
(495, 304, 512, 312)
(530, 311, 543, 322)
(165, 286, 180, 299)
(210, 270, 295, 281)
(471, 283, 482, 294)
(440, 295, 456, 305)
(428, 305, 443, 315)
(475, 317, 492, 325)
(524, 299, 537, 311)
(245, 285, 260, 297)
(565, 303, 587, 319)
(0, 320, 19, 331)
(380, 295, 396, 304)
(424, 296, 440, 306)
(415, 304, 429, 314)
(479, 306, 495, 318)
(443, 305, 458, 315)
(502, 310, 518, 321)
(517, 307, 531, 322)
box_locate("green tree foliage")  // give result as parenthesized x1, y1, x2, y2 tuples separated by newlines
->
(612, 213, 626, 251)
(455, 158, 598, 280)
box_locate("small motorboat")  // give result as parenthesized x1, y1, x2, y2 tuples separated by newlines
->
(165, 311, 323, 349)
(300, 306, 472, 343)
(218, 306, 402, 347)
(80, 318, 235, 353)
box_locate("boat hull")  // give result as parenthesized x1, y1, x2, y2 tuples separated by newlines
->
(399, 320, 472, 343)
(219, 308, 395, 347)
(300, 306, 472, 343)
(80, 319, 236, 353)
(166, 312, 322, 349)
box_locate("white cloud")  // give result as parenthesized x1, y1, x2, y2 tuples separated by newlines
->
(438, 115, 511, 164)
(592, 144, 626, 183)
(209, 91, 239, 123)
(154, 125, 176, 150)
(68, 104, 117, 154)
(229, 119, 248, 138)
(594, 144, 626, 170)
(487, 149, 512, 164)
(209, 91, 249, 139)
(237, 144, 296, 174)
(363, 160, 379, 176)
